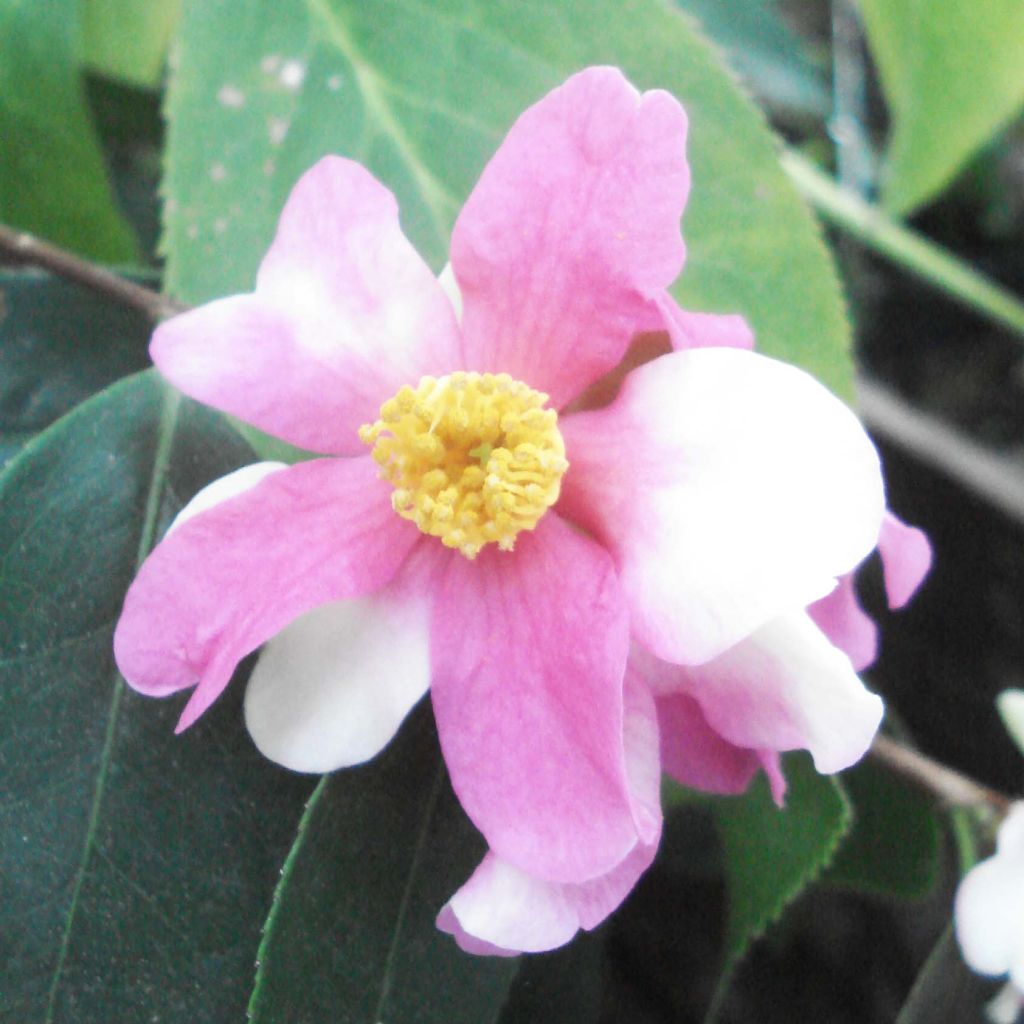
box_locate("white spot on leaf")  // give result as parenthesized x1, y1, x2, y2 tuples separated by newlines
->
(268, 117, 290, 145)
(217, 84, 246, 108)
(280, 60, 306, 90)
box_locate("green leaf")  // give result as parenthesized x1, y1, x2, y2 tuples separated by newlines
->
(895, 925, 992, 1024)
(0, 372, 313, 1022)
(708, 753, 852, 1021)
(823, 756, 941, 900)
(0, 0, 137, 261)
(861, 0, 1024, 216)
(83, 0, 182, 89)
(248, 704, 519, 1024)
(0, 270, 153, 466)
(164, 0, 853, 398)
(497, 931, 605, 1023)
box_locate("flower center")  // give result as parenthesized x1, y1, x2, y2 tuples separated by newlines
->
(359, 372, 568, 559)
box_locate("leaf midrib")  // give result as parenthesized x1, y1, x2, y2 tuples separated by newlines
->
(43, 382, 181, 1022)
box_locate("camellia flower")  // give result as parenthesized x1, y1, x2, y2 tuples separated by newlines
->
(114, 66, 928, 954)
(955, 804, 1024, 1012)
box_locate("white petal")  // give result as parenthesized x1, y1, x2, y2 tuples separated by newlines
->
(680, 611, 884, 774)
(560, 348, 886, 665)
(244, 585, 429, 773)
(956, 858, 1024, 979)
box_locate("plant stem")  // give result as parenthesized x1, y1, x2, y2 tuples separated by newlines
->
(782, 150, 1024, 342)
(0, 223, 185, 322)
(871, 733, 1014, 815)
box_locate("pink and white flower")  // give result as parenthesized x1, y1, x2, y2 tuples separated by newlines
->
(114, 66, 926, 954)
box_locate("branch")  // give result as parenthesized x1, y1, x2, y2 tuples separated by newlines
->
(870, 733, 1014, 815)
(782, 150, 1024, 342)
(0, 223, 186, 322)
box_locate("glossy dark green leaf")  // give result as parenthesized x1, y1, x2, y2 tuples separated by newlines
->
(248, 704, 519, 1024)
(497, 930, 605, 1024)
(0, 270, 153, 466)
(164, 0, 853, 398)
(0, 0, 136, 260)
(824, 757, 941, 900)
(0, 372, 313, 1023)
(708, 754, 852, 1021)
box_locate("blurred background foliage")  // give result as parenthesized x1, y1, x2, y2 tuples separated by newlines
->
(1, 1, 1023, 1022)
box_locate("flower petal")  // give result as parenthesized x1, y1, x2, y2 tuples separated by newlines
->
(437, 672, 662, 954)
(114, 456, 419, 729)
(243, 544, 440, 772)
(152, 157, 463, 455)
(451, 66, 689, 407)
(430, 514, 638, 884)
(955, 806, 1024, 982)
(654, 690, 764, 797)
(673, 611, 884, 774)
(878, 511, 932, 609)
(808, 573, 879, 672)
(560, 347, 886, 664)
(643, 292, 755, 351)
(437, 839, 658, 956)
(167, 461, 287, 533)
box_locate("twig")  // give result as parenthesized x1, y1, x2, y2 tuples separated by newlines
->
(856, 374, 1024, 526)
(870, 733, 1014, 815)
(782, 150, 1024, 342)
(0, 223, 186, 322)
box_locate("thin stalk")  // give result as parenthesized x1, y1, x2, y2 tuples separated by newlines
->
(871, 733, 1013, 816)
(0, 223, 185, 322)
(782, 150, 1024, 342)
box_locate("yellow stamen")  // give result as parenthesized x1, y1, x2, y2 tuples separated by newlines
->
(359, 372, 568, 558)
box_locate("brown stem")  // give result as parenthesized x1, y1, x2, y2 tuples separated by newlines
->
(0, 223, 188, 322)
(870, 734, 1014, 814)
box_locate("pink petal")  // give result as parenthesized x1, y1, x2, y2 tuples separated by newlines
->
(437, 672, 662, 954)
(675, 611, 884, 774)
(114, 456, 419, 729)
(430, 514, 640, 884)
(808, 573, 879, 672)
(630, 646, 785, 802)
(878, 511, 932, 609)
(640, 292, 755, 351)
(654, 690, 763, 797)
(451, 66, 689, 408)
(559, 348, 886, 665)
(152, 157, 463, 455)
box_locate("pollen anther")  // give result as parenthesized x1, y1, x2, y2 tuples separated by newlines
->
(360, 372, 568, 558)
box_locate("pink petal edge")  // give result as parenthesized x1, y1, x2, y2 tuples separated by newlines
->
(878, 511, 932, 609)
(437, 671, 662, 954)
(430, 513, 642, 885)
(152, 157, 463, 455)
(452, 66, 690, 408)
(114, 456, 419, 730)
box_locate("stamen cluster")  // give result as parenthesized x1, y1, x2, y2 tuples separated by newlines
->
(360, 372, 568, 558)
